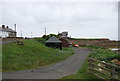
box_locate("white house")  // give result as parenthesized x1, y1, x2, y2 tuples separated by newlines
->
(0, 25, 16, 38)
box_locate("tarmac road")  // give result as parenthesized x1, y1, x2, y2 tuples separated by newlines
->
(0, 40, 16, 45)
(2, 47, 91, 79)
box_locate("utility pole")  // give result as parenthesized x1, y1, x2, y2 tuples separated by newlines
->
(45, 28, 46, 35)
(14, 24, 17, 38)
(21, 31, 22, 37)
(58, 28, 60, 34)
(14, 24, 16, 32)
(14, 24, 17, 40)
(31, 32, 32, 38)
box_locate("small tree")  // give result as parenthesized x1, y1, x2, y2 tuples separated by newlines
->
(42, 34, 59, 40)
(42, 35, 49, 40)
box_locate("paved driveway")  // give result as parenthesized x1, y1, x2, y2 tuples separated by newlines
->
(2, 47, 91, 79)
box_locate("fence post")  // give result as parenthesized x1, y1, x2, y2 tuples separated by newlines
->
(110, 64, 116, 80)
(88, 58, 94, 72)
(88, 58, 92, 72)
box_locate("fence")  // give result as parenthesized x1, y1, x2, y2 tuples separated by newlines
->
(88, 58, 120, 80)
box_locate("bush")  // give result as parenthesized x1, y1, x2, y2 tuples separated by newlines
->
(42, 34, 59, 40)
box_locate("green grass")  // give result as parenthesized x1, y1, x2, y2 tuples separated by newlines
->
(89, 48, 119, 61)
(2, 39, 73, 72)
(87, 46, 119, 61)
(33, 37, 46, 44)
(62, 47, 73, 51)
(62, 59, 98, 79)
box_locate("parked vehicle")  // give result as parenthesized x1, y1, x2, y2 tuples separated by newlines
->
(74, 44, 79, 47)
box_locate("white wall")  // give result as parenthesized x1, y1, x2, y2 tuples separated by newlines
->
(0, 31, 9, 38)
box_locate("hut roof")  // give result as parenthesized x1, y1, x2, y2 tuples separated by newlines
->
(46, 36, 61, 43)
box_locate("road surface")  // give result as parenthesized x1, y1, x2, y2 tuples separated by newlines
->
(2, 47, 91, 79)
(0, 40, 16, 45)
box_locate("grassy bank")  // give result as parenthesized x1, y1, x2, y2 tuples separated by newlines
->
(2, 39, 73, 72)
(87, 46, 119, 61)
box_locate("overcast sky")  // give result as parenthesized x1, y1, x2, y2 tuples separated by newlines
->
(0, 1, 118, 40)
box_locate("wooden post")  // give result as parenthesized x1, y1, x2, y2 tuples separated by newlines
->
(88, 58, 91, 72)
(110, 64, 116, 80)
(88, 58, 94, 72)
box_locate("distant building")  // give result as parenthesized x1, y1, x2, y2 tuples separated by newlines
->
(58, 31, 69, 47)
(59, 38, 69, 47)
(0, 25, 17, 38)
(45, 36, 62, 50)
(58, 32, 68, 39)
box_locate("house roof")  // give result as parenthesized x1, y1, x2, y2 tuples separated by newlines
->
(46, 36, 61, 43)
(0, 27, 16, 32)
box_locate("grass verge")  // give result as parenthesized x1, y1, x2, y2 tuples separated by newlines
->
(87, 46, 119, 61)
(2, 39, 73, 72)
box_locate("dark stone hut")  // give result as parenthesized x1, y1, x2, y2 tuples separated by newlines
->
(45, 36, 62, 50)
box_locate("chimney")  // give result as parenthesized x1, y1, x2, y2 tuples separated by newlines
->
(6, 26, 9, 29)
(2, 25, 5, 28)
